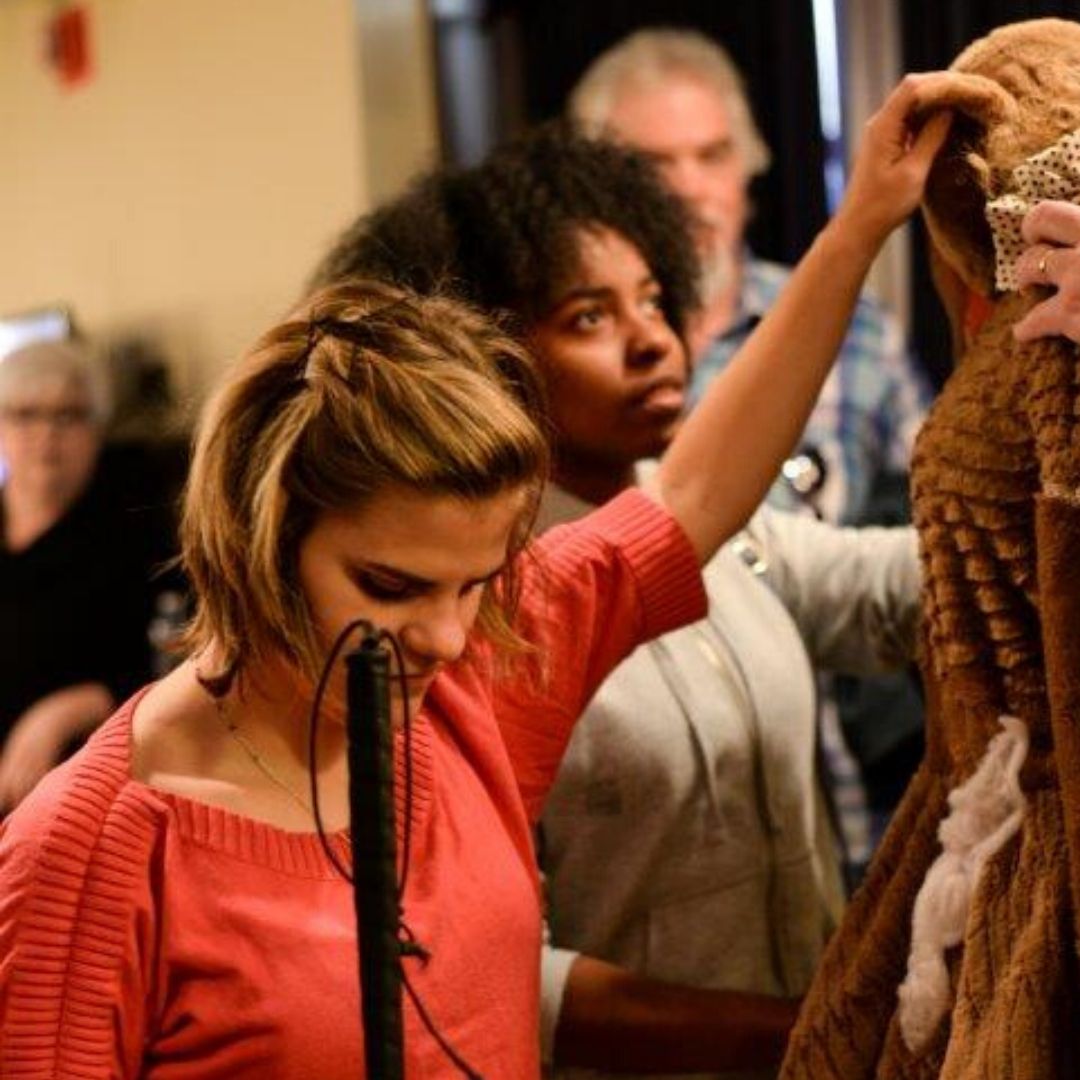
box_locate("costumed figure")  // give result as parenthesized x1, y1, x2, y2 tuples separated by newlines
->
(780, 18, 1080, 1079)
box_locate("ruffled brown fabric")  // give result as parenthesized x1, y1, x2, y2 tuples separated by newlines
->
(780, 286, 1080, 1077)
(782, 20, 1080, 1076)
(778, 18, 1080, 1071)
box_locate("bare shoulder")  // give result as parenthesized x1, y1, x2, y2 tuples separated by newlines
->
(127, 662, 303, 825)
(130, 661, 227, 801)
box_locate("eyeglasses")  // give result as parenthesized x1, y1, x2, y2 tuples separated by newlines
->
(0, 404, 95, 429)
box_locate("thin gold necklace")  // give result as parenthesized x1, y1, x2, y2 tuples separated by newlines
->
(209, 693, 313, 817)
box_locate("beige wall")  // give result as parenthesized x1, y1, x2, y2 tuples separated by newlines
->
(0, 0, 438, 410)
(356, 0, 439, 205)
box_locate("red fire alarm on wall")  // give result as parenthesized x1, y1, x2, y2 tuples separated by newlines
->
(46, 4, 93, 88)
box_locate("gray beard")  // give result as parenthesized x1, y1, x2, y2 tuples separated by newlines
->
(698, 244, 736, 307)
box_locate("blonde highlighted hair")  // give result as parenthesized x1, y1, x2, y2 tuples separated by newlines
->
(181, 278, 550, 683)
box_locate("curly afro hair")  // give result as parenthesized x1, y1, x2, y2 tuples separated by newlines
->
(310, 121, 701, 341)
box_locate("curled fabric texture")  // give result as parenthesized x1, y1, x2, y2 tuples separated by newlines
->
(897, 715, 1029, 1053)
(986, 127, 1080, 291)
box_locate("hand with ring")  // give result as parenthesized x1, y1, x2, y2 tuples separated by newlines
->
(1013, 200, 1080, 343)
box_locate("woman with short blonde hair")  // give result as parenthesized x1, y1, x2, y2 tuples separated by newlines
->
(182, 280, 549, 686)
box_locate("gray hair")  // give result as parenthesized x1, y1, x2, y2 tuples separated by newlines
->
(0, 339, 113, 425)
(569, 27, 771, 178)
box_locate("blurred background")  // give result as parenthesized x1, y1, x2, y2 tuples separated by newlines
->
(2, 0, 1080, 417)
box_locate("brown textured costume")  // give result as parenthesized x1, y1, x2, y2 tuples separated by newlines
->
(780, 20, 1080, 1079)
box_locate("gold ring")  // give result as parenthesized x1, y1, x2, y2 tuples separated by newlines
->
(1039, 250, 1052, 277)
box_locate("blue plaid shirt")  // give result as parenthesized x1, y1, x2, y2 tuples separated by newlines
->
(690, 257, 932, 527)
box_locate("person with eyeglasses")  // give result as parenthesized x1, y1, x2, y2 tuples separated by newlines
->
(0, 340, 161, 810)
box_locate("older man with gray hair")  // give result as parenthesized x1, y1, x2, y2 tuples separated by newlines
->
(571, 29, 770, 336)
(570, 27, 930, 532)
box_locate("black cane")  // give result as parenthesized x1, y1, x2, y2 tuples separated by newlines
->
(345, 629, 404, 1079)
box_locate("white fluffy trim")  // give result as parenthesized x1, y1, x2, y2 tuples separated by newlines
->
(897, 715, 1029, 1054)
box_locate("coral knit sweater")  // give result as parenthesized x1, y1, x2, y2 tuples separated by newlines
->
(0, 491, 705, 1079)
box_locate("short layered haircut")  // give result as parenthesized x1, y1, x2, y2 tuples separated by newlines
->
(181, 279, 550, 684)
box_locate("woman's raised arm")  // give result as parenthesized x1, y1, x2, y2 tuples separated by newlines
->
(656, 74, 952, 563)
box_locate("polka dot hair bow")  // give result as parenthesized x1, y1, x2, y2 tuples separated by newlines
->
(986, 127, 1080, 292)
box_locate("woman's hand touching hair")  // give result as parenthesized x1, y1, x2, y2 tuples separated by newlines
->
(834, 73, 953, 249)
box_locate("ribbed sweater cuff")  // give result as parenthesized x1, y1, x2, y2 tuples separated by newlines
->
(583, 489, 707, 638)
